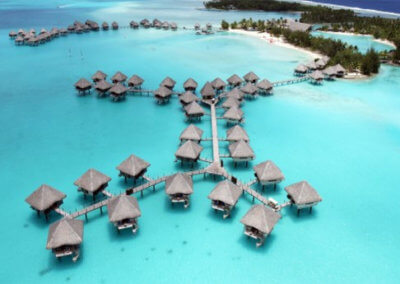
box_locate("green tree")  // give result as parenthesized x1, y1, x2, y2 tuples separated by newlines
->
(221, 20, 229, 30)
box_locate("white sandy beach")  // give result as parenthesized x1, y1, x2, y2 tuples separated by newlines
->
(321, 30, 396, 48)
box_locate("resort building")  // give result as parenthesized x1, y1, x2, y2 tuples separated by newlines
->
(200, 82, 215, 100)
(322, 66, 337, 80)
(306, 61, 318, 71)
(240, 83, 258, 98)
(74, 168, 111, 200)
(160, 76, 176, 90)
(256, 79, 273, 95)
(228, 140, 255, 167)
(240, 204, 281, 247)
(128, 75, 144, 89)
(207, 180, 242, 219)
(107, 195, 141, 233)
(225, 88, 244, 102)
(111, 71, 127, 84)
(74, 78, 92, 95)
(211, 77, 227, 92)
(109, 83, 128, 101)
(227, 74, 243, 88)
(253, 160, 285, 190)
(154, 86, 172, 104)
(165, 173, 193, 208)
(223, 106, 244, 124)
(310, 70, 324, 84)
(294, 64, 308, 76)
(184, 101, 205, 121)
(284, 181, 322, 215)
(179, 91, 199, 106)
(222, 97, 240, 109)
(94, 80, 112, 97)
(183, 78, 198, 92)
(175, 140, 203, 166)
(226, 125, 249, 143)
(243, 71, 259, 84)
(91, 70, 107, 82)
(117, 154, 150, 183)
(179, 124, 203, 143)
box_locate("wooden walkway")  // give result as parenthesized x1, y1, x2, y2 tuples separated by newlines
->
(54, 207, 70, 218)
(210, 103, 220, 163)
(70, 199, 109, 219)
(272, 76, 310, 87)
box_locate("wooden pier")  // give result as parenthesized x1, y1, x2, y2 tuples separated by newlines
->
(210, 103, 221, 163)
(272, 76, 310, 87)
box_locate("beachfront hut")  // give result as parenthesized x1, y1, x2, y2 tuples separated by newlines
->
(223, 106, 244, 124)
(179, 124, 203, 143)
(243, 71, 259, 84)
(211, 77, 227, 92)
(184, 101, 205, 121)
(127, 75, 144, 89)
(9, 30, 17, 38)
(306, 61, 318, 71)
(154, 86, 173, 104)
(160, 76, 176, 90)
(226, 125, 249, 143)
(322, 66, 337, 80)
(240, 204, 280, 247)
(91, 70, 107, 82)
(241, 83, 258, 98)
(225, 88, 244, 102)
(175, 140, 203, 166)
(179, 91, 199, 106)
(46, 218, 83, 262)
(107, 195, 141, 233)
(310, 70, 324, 84)
(25, 184, 66, 220)
(74, 78, 92, 95)
(228, 140, 255, 167)
(109, 83, 128, 101)
(183, 78, 198, 91)
(112, 21, 119, 30)
(111, 71, 127, 84)
(102, 22, 109, 30)
(333, 64, 346, 77)
(284, 181, 322, 215)
(165, 173, 193, 208)
(227, 74, 243, 88)
(117, 154, 150, 183)
(222, 97, 240, 109)
(257, 79, 273, 95)
(208, 180, 242, 219)
(200, 82, 215, 100)
(294, 64, 308, 76)
(74, 169, 111, 200)
(130, 21, 139, 29)
(94, 80, 112, 97)
(253, 160, 284, 190)
(171, 22, 178, 30)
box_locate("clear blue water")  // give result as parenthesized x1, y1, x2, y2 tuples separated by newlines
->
(1, 1, 400, 283)
(297, 0, 400, 14)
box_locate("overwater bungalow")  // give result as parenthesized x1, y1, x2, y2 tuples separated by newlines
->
(162, 22, 170, 29)
(227, 74, 243, 88)
(9, 30, 17, 38)
(111, 71, 127, 84)
(117, 154, 150, 183)
(94, 80, 112, 97)
(130, 21, 139, 29)
(228, 140, 255, 167)
(179, 91, 199, 106)
(160, 76, 176, 90)
(109, 83, 128, 101)
(253, 160, 284, 190)
(223, 106, 244, 124)
(206, 23, 212, 30)
(207, 180, 242, 219)
(175, 140, 203, 166)
(112, 21, 119, 30)
(18, 28, 25, 35)
(225, 88, 244, 102)
(154, 22, 162, 29)
(200, 82, 215, 100)
(322, 66, 337, 80)
(294, 64, 308, 76)
(226, 125, 249, 143)
(107, 195, 141, 233)
(46, 218, 83, 262)
(86, 20, 99, 31)
(154, 86, 173, 104)
(140, 19, 150, 26)
(315, 58, 327, 69)
(240, 204, 281, 247)
(243, 71, 259, 84)
(257, 79, 273, 95)
(310, 70, 324, 84)
(15, 36, 24, 45)
(74, 169, 111, 200)
(165, 173, 193, 208)
(39, 28, 47, 35)
(75, 26, 83, 34)
(179, 124, 203, 143)
(183, 78, 198, 91)
(67, 25, 75, 32)
(171, 22, 178, 30)
(74, 78, 92, 95)
(240, 83, 258, 98)
(184, 101, 205, 121)
(333, 64, 346, 77)
(91, 70, 107, 82)
(152, 19, 160, 26)
(144, 22, 151, 28)
(25, 184, 66, 220)
(222, 97, 240, 109)
(102, 22, 109, 30)
(284, 181, 322, 215)
(127, 74, 144, 89)
(27, 37, 39, 46)
(211, 77, 227, 92)
(306, 61, 317, 71)
(194, 23, 200, 30)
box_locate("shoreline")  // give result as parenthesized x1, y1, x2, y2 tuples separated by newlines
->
(318, 30, 396, 48)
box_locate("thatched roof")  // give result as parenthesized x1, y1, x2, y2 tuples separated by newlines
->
(112, 21, 119, 28)
(228, 140, 255, 159)
(315, 58, 326, 68)
(322, 66, 336, 76)
(183, 78, 198, 90)
(295, 64, 308, 73)
(200, 82, 215, 98)
(117, 154, 150, 177)
(253, 161, 284, 183)
(257, 79, 273, 91)
(128, 75, 144, 87)
(243, 71, 259, 83)
(160, 77, 176, 89)
(227, 74, 243, 86)
(179, 91, 199, 104)
(171, 22, 177, 29)
(211, 77, 226, 90)
(110, 83, 128, 95)
(185, 101, 205, 116)
(111, 71, 127, 82)
(180, 124, 203, 141)
(310, 70, 324, 81)
(74, 168, 111, 193)
(284, 181, 322, 205)
(222, 97, 240, 109)
(46, 219, 84, 249)
(165, 173, 193, 195)
(74, 78, 92, 90)
(207, 180, 242, 206)
(306, 61, 317, 70)
(162, 22, 169, 28)
(102, 22, 109, 28)
(286, 21, 312, 32)
(226, 125, 249, 142)
(107, 195, 141, 222)
(154, 86, 172, 98)
(240, 204, 281, 234)
(130, 21, 139, 27)
(175, 140, 203, 160)
(26, 184, 66, 211)
(333, 64, 346, 73)
(223, 106, 243, 121)
(240, 83, 258, 95)
(95, 80, 112, 92)
(225, 88, 244, 101)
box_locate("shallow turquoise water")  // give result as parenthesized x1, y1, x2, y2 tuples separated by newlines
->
(1, 1, 400, 283)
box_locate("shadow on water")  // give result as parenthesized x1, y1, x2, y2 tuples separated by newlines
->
(237, 232, 276, 253)
(107, 221, 140, 242)
(206, 206, 239, 224)
(284, 205, 320, 223)
(44, 244, 84, 275)
(27, 211, 62, 229)
(163, 196, 193, 214)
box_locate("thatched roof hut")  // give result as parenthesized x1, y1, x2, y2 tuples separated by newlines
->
(102, 22, 109, 30)
(162, 22, 169, 29)
(229, 140, 255, 165)
(306, 61, 317, 70)
(160, 76, 176, 89)
(140, 19, 150, 26)
(117, 154, 150, 181)
(194, 23, 200, 30)
(110, 83, 128, 100)
(222, 97, 240, 109)
(183, 78, 198, 91)
(171, 22, 178, 30)
(154, 86, 172, 103)
(285, 20, 312, 32)
(253, 160, 284, 188)
(74, 168, 111, 197)
(226, 125, 249, 143)
(179, 91, 199, 105)
(108, 195, 141, 232)
(74, 78, 92, 94)
(295, 64, 308, 75)
(333, 64, 346, 77)
(315, 58, 327, 69)
(223, 106, 244, 124)
(200, 82, 215, 100)
(9, 30, 17, 38)
(310, 70, 324, 84)
(25, 184, 66, 214)
(179, 124, 203, 143)
(257, 79, 273, 94)
(225, 88, 244, 101)
(130, 21, 139, 28)
(184, 101, 205, 120)
(285, 181, 322, 211)
(111, 71, 127, 83)
(208, 180, 242, 218)
(322, 66, 336, 79)
(240, 83, 258, 96)
(227, 74, 243, 87)
(95, 80, 112, 95)
(165, 173, 193, 207)
(15, 36, 24, 45)
(243, 71, 259, 84)
(211, 77, 227, 91)
(175, 140, 203, 163)
(111, 21, 119, 30)
(92, 70, 107, 82)
(128, 75, 144, 87)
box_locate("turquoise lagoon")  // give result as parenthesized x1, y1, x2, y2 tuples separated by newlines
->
(1, 1, 400, 283)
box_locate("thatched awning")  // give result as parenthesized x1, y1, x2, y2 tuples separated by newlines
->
(108, 195, 141, 222)
(240, 204, 280, 234)
(243, 71, 259, 83)
(179, 124, 203, 141)
(228, 140, 255, 159)
(253, 160, 284, 183)
(25, 184, 66, 211)
(226, 125, 249, 142)
(207, 180, 242, 206)
(165, 173, 193, 195)
(284, 181, 322, 205)
(46, 219, 84, 249)
(74, 169, 111, 193)
(175, 140, 203, 160)
(74, 78, 92, 90)
(117, 154, 150, 177)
